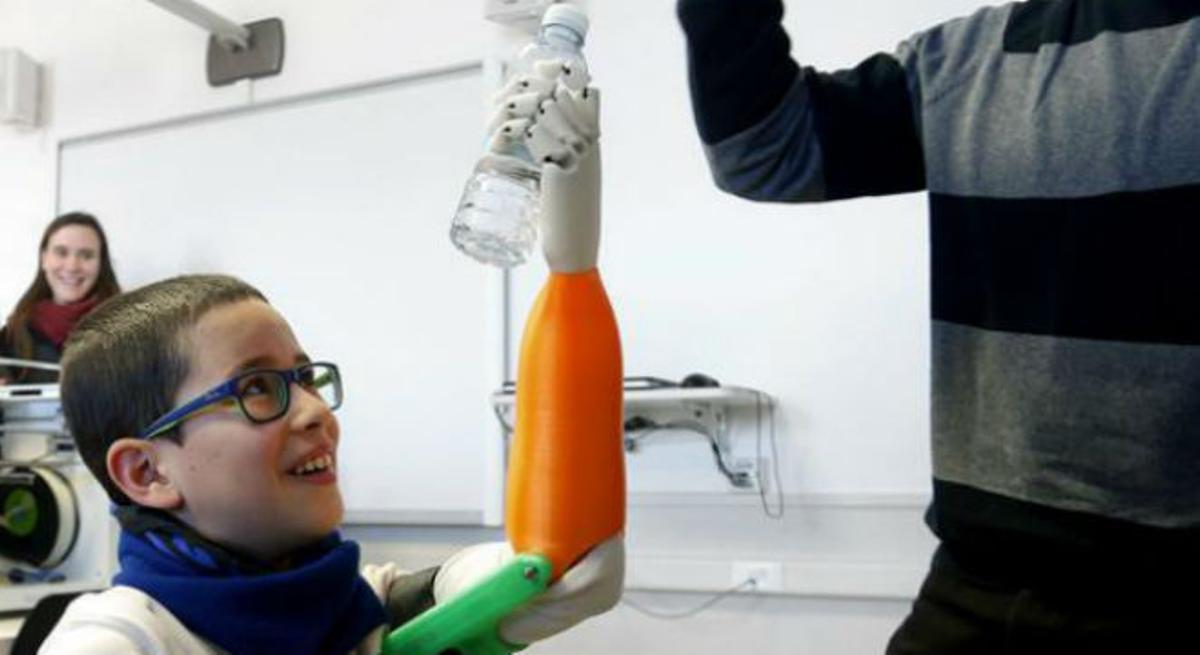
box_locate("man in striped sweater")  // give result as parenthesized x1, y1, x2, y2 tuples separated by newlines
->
(677, 0, 1198, 652)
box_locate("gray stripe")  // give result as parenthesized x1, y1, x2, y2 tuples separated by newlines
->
(906, 5, 1200, 197)
(932, 321, 1200, 527)
(702, 78, 827, 202)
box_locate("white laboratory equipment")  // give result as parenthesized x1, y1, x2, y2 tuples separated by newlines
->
(0, 359, 114, 612)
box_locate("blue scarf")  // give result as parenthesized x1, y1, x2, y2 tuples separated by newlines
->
(112, 508, 387, 655)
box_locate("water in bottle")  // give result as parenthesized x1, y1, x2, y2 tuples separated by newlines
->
(450, 4, 589, 268)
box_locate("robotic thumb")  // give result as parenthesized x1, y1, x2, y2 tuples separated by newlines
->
(540, 143, 601, 273)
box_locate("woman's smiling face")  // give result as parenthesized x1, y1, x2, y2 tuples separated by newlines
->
(41, 224, 102, 304)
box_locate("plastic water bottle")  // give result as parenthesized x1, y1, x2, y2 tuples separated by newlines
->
(450, 4, 590, 268)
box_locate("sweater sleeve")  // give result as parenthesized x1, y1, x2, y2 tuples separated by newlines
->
(383, 566, 438, 628)
(360, 562, 438, 629)
(677, 0, 926, 202)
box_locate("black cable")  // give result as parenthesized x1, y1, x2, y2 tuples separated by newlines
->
(755, 391, 785, 519)
(492, 403, 513, 434)
(620, 578, 758, 619)
(624, 417, 751, 488)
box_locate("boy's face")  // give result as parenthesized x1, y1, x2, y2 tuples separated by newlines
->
(154, 299, 343, 562)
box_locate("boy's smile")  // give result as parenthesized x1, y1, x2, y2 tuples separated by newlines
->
(151, 299, 344, 563)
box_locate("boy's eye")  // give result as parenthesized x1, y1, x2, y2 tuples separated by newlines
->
(236, 372, 286, 419)
(238, 374, 275, 396)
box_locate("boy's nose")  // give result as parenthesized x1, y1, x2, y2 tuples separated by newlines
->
(289, 383, 335, 433)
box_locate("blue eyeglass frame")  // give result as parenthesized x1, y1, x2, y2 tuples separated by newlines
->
(138, 361, 343, 439)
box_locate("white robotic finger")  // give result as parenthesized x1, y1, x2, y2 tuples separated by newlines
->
(532, 58, 590, 91)
(553, 86, 600, 142)
(536, 98, 588, 156)
(526, 121, 576, 169)
(487, 117, 533, 154)
(486, 90, 547, 133)
(489, 73, 556, 107)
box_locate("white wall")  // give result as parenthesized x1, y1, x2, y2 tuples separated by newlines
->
(0, 1, 991, 653)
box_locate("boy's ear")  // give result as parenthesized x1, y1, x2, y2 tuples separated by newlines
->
(107, 438, 184, 510)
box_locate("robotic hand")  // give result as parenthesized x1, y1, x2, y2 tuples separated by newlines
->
(433, 535, 624, 646)
(489, 60, 602, 273)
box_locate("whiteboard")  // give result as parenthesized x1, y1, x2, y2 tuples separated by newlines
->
(58, 64, 506, 525)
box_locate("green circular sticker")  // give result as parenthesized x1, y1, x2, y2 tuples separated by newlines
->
(4, 488, 38, 537)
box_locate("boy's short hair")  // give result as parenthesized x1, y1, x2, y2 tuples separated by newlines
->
(61, 274, 267, 504)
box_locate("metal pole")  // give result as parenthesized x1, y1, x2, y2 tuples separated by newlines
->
(144, 0, 252, 51)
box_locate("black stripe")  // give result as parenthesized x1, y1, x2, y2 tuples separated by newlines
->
(928, 479, 1200, 585)
(807, 54, 926, 199)
(1004, 0, 1200, 53)
(677, 0, 800, 144)
(930, 184, 1200, 345)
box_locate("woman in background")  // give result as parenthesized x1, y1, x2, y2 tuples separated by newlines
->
(0, 212, 121, 384)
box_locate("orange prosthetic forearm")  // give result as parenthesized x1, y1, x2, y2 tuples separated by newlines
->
(506, 268, 625, 580)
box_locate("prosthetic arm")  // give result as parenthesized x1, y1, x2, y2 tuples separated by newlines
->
(381, 63, 623, 655)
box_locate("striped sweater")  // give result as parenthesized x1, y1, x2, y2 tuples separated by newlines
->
(678, 0, 1200, 572)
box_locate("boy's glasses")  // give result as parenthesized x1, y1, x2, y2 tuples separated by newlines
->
(139, 362, 343, 439)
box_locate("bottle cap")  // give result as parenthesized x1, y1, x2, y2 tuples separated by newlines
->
(542, 3, 589, 38)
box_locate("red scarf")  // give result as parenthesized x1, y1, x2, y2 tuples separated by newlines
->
(29, 295, 100, 348)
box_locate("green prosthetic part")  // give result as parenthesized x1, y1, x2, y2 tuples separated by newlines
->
(380, 553, 552, 655)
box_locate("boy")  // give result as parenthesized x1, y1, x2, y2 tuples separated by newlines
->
(42, 70, 620, 655)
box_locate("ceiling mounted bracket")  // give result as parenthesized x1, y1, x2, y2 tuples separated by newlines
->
(144, 1, 284, 87)
(206, 17, 285, 87)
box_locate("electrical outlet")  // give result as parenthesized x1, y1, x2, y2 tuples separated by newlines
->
(731, 560, 783, 592)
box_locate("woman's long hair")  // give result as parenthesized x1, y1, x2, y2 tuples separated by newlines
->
(3, 212, 121, 367)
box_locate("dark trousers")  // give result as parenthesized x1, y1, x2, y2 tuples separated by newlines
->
(886, 544, 1192, 655)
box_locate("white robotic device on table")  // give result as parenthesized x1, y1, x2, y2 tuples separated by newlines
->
(0, 358, 80, 574)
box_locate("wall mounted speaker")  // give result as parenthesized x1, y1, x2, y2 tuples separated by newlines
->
(0, 48, 40, 128)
